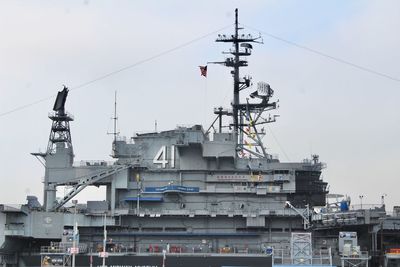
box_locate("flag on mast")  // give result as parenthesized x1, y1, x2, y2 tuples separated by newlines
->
(199, 65, 207, 77)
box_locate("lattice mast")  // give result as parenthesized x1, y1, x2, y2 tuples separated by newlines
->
(212, 8, 279, 159)
(46, 86, 74, 156)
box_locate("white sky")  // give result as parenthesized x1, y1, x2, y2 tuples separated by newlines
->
(0, 1, 399, 211)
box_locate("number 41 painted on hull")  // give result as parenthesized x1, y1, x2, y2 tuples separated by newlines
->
(153, 145, 175, 168)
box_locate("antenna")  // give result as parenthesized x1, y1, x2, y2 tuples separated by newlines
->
(113, 91, 118, 143)
(108, 91, 119, 149)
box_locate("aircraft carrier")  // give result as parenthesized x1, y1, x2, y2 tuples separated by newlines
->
(1, 9, 400, 267)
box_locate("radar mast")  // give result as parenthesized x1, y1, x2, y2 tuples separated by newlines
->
(209, 8, 279, 159)
(46, 86, 74, 156)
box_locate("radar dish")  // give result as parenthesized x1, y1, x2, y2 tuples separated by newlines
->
(53, 86, 69, 112)
(241, 43, 253, 49)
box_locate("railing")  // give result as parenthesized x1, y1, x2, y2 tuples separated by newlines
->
(115, 135, 136, 144)
(315, 204, 386, 218)
(125, 208, 304, 217)
(349, 204, 385, 210)
(41, 246, 66, 254)
(39, 242, 334, 262)
(273, 248, 332, 265)
(90, 242, 270, 255)
(341, 250, 369, 258)
(48, 111, 74, 120)
(41, 243, 88, 254)
(73, 160, 115, 167)
(213, 107, 233, 113)
(216, 33, 255, 41)
(270, 154, 279, 160)
(341, 250, 371, 266)
(175, 124, 196, 129)
(384, 211, 400, 217)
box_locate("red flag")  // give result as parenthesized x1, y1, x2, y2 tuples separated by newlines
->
(199, 65, 207, 77)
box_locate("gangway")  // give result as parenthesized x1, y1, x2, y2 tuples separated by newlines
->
(51, 164, 131, 211)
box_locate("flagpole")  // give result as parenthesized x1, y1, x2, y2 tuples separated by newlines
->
(204, 72, 207, 127)
(199, 65, 208, 128)
(72, 200, 78, 267)
(162, 249, 166, 267)
(102, 213, 107, 267)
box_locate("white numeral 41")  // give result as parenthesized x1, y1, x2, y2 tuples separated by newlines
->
(153, 145, 175, 168)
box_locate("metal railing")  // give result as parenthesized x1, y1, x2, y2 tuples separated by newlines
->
(126, 207, 304, 217)
(273, 248, 332, 266)
(349, 204, 385, 210)
(73, 160, 115, 167)
(48, 111, 74, 120)
(41, 246, 67, 254)
(341, 251, 370, 267)
(40, 243, 88, 254)
(89, 241, 271, 255)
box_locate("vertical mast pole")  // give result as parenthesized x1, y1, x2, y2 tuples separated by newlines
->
(213, 9, 276, 159)
(72, 203, 77, 267)
(219, 110, 222, 133)
(109, 91, 119, 157)
(102, 213, 107, 267)
(233, 8, 240, 147)
(113, 91, 117, 144)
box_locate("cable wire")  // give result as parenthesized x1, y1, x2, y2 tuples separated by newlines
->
(0, 95, 57, 118)
(243, 24, 400, 83)
(267, 124, 291, 162)
(4, 23, 397, 118)
(0, 24, 232, 118)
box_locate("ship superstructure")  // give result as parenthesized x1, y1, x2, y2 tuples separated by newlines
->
(1, 9, 400, 267)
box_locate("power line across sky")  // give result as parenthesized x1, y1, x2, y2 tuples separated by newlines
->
(1, 23, 398, 119)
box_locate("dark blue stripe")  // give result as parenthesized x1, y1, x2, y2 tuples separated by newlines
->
(124, 197, 163, 202)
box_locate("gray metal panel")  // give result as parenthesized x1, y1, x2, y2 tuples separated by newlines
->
(178, 146, 208, 170)
(115, 169, 128, 189)
(203, 141, 235, 158)
(87, 201, 108, 213)
(0, 212, 5, 247)
(246, 216, 265, 227)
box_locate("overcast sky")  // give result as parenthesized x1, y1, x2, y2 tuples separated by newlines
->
(0, 1, 399, 211)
